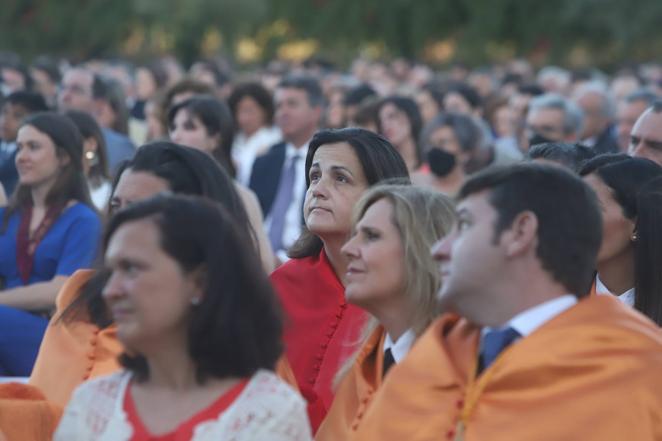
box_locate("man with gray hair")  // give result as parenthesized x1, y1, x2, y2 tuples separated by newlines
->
(524, 93, 583, 151)
(629, 100, 662, 166)
(572, 83, 619, 154)
(616, 89, 658, 152)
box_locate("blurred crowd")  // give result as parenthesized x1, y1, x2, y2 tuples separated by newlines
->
(1, 51, 662, 441)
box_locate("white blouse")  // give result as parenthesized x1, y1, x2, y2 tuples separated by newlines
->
(54, 369, 312, 441)
(595, 274, 635, 306)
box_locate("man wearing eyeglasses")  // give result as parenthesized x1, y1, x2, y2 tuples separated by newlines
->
(629, 100, 662, 166)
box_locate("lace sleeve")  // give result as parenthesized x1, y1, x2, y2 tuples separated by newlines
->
(53, 372, 132, 441)
(251, 389, 312, 441)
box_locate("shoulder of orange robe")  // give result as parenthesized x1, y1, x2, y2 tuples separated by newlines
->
(350, 297, 662, 441)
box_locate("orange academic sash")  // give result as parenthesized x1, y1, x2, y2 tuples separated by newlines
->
(315, 326, 386, 441)
(351, 295, 662, 441)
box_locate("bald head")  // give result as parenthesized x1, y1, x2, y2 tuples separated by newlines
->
(629, 102, 662, 166)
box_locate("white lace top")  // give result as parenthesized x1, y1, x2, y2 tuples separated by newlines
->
(54, 369, 312, 441)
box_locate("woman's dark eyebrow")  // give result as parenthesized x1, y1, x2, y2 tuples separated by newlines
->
(330, 165, 354, 176)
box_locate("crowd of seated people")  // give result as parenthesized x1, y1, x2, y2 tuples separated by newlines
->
(0, 54, 662, 440)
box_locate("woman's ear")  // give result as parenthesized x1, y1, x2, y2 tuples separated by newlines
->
(188, 265, 208, 304)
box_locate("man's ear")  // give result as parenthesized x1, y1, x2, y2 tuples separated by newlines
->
(503, 211, 538, 258)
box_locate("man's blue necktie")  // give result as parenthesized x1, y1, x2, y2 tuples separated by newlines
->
(478, 326, 520, 374)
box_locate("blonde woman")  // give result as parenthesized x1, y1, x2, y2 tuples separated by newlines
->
(316, 184, 455, 440)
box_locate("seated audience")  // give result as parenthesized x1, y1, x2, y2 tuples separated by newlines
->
(168, 95, 275, 271)
(351, 163, 662, 440)
(580, 154, 662, 324)
(0, 112, 101, 376)
(55, 195, 311, 440)
(316, 184, 455, 440)
(271, 128, 409, 431)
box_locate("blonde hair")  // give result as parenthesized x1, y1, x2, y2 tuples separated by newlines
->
(353, 183, 456, 336)
(334, 184, 455, 387)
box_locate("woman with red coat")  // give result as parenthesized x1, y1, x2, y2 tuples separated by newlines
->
(270, 128, 409, 431)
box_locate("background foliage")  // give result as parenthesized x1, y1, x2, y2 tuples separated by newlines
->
(1, 0, 661, 67)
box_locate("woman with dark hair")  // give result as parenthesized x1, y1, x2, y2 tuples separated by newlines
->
(168, 96, 276, 271)
(132, 62, 168, 121)
(316, 184, 455, 440)
(412, 113, 483, 196)
(0, 112, 101, 376)
(376, 96, 423, 173)
(415, 84, 445, 125)
(228, 82, 281, 185)
(27, 142, 266, 406)
(55, 195, 311, 440)
(580, 154, 662, 324)
(168, 95, 236, 176)
(271, 127, 409, 431)
(64, 110, 112, 210)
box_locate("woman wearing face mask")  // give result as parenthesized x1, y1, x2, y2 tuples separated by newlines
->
(168, 95, 275, 272)
(55, 195, 311, 440)
(271, 128, 409, 432)
(580, 154, 662, 324)
(0, 112, 101, 377)
(412, 113, 486, 196)
(315, 184, 455, 441)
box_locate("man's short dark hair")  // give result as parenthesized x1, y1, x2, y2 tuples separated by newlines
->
(4, 91, 48, 113)
(458, 163, 602, 297)
(277, 75, 324, 108)
(527, 142, 597, 173)
(343, 83, 376, 106)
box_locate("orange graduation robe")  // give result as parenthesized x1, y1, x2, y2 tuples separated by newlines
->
(315, 326, 387, 441)
(351, 295, 662, 441)
(29, 270, 122, 407)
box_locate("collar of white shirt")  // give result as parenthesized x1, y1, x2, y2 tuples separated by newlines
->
(285, 141, 309, 162)
(383, 329, 416, 364)
(483, 295, 577, 338)
(595, 274, 635, 306)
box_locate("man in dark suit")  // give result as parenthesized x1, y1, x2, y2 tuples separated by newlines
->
(573, 83, 620, 154)
(58, 67, 135, 174)
(249, 75, 323, 261)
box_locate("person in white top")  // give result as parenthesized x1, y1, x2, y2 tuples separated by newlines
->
(55, 195, 311, 440)
(315, 185, 456, 440)
(227, 82, 282, 186)
(64, 110, 113, 211)
(580, 154, 662, 325)
(168, 95, 276, 272)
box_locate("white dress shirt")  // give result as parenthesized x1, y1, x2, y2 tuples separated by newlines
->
(232, 126, 282, 186)
(383, 329, 416, 364)
(484, 295, 578, 339)
(264, 141, 308, 261)
(595, 274, 635, 306)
